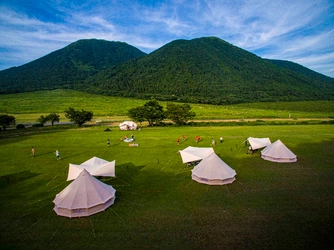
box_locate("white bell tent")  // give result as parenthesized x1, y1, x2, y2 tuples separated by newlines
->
(53, 169, 116, 218)
(261, 139, 297, 163)
(119, 121, 137, 130)
(179, 146, 215, 164)
(67, 156, 115, 181)
(247, 137, 271, 150)
(191, 152, 236, 185)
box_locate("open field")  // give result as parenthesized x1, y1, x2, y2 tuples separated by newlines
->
(1, 90, 334, 124)
(0, 124, 333, 249)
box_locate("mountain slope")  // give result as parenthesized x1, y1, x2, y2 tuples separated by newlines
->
(266, 59, 332, 82)
(0, 39, 146, 94)
(83, 37, 334, 104)
(0, 36, 333, 104)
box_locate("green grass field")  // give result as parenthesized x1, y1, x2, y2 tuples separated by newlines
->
(1, 123, 333, 249)
(1, 89, 334, 124)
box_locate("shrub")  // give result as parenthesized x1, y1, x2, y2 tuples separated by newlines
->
(32, 123, 44, 127)
(16, 124, 25, 129)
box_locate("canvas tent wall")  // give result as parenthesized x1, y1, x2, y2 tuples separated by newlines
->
(67, 156, 115, 181)
(247, 137, 271, 150)
(119, 121, 137, 130)
(191, 152, 236, 185)
(261, 139, 297, 163)
(53, 169, 116, 218)
(179, 146, 215, 164)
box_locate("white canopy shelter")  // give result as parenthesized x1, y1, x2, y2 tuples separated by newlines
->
(247, 137, 271, 150)
(191, 152, 236, 185)
(261, 139, 297, 163)
(179, 146, 215, 164)
(67, 156, 115, 181)
(53, 169, 116, 218)
(119, 121, 137, 130)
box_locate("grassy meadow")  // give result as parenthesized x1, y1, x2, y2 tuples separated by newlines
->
(0, 90, 334, 249)
(1, 89, 334, 124)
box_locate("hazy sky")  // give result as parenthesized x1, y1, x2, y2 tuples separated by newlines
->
(1, 0, 333, 77)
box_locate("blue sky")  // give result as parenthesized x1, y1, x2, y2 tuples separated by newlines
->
(1, 0, 333, 77)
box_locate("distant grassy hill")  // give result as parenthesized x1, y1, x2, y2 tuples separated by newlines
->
(0, 37, 333, 104)
(0, 39, 146, 93)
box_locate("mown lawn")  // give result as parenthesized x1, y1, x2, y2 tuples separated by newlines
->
(0, 124, 333, 249)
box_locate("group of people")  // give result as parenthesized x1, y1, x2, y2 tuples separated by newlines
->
(176, 135, 224, 145)
(31, 147, 60, 160)
(177, 135, 186, 145)
(117, 134, 135, 143)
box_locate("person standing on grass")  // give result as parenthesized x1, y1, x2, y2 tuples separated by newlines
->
(220, 136, 224, 143)
(107, 139, 110, 147)
(55, 150, 60, 160)
(31, 147, 35, 157)
(211, 138, 216, 146)
(177, 137, 180, 145)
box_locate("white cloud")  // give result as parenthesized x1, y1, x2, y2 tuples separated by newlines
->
(0, 0, 333, 77)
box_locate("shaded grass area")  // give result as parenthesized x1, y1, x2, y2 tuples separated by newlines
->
(0, 125, 333, 249)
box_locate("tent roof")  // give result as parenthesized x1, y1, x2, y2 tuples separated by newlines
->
(247, 137, 271, 150)
(191, 152, 236, 184)
(54, 169, 116, 211)
(119, 121, 137, 130)
(179, 146, 215, 163)
(67, 156, 115, 181)
(261, 139, 297, 163)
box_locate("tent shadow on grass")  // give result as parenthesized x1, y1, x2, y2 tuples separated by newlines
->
(0, 171, 41, 188)
(102, 162, 146, 185)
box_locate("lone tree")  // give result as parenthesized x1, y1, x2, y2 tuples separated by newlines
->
(166, 103, 196, 125)
(143, 100, 166, 126)
(36, 115, 48, 125)
(128, 100, 166, 126)
(128, 106, 146, 126)
(0, 114, 16, 130)
(64, 108, 93, 127)
(47, 113, 60, 125)
(37, 113, 60, 126)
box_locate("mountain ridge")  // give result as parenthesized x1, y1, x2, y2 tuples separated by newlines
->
(82, 37, 334, 104)
(0, 36, 333, 104)
(0, 39, 146, 93)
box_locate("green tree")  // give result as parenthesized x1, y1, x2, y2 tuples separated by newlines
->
(143, 100, 166, 126)
(128, 106, 146, 126)
(37, 115, 48, 125)
(47, 113, 60, 125)
(0, 114, 16, 130)
(166, 103, 196, 125)
(64, 107, 93, 127)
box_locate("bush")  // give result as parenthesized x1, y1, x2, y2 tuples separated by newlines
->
(16, 124, 25, 129)
(32, 123, 44, 127)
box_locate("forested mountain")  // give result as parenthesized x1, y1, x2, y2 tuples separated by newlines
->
(82, 37, 334, 104)
(266, 59, 333, 82)
(0, 39, 146, 94)
(0, 36, 333, 104)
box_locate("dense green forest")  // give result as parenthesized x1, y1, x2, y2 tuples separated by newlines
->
(83, 37, 334, 104)
(0, 37, 333, 104)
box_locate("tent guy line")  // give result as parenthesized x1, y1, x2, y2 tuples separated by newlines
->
(48, 219, 65, 243)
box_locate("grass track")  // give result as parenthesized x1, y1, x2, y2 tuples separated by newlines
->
(0, 124, 333, 249)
